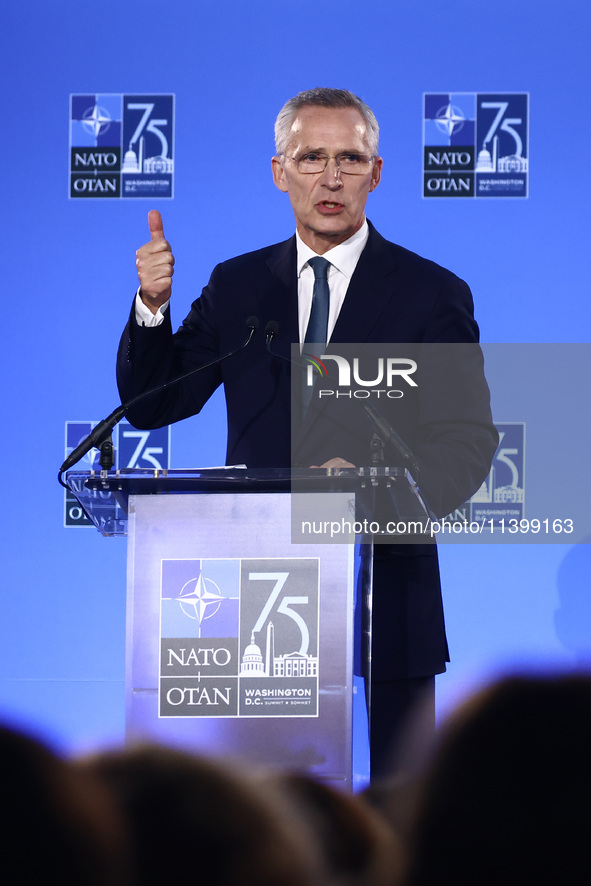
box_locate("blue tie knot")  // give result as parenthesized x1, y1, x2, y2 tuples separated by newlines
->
(308, 256, 330, 280)
(304, 256, 331, 347)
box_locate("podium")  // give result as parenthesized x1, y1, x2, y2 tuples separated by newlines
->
(67, 467, 431, 789)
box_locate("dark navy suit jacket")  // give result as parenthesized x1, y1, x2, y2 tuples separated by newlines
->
(117, 222, 498, 679)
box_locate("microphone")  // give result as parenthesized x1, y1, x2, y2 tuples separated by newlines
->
(265, 320, 291, 365)
(361, 401, 420, 478)
(265, 320, 279, 346)
(265, 321, 307, 371)
(59, 316, 259, 480)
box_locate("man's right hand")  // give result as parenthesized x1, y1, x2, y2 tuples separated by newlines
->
(136, 210, 175, 314)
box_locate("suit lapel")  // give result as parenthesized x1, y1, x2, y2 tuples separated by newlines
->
(294, 223, 402, 456)
(331, 222, 400, 346)
(268, 224, 406, 461)
(263, 237, 298, 361)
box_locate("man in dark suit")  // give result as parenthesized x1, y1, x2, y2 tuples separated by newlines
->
(118, 88, 497, 778)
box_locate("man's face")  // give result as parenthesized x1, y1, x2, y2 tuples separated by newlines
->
(271, 106, 382, 254)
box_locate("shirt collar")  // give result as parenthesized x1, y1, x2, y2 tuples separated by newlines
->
(296, 219, 369, 278)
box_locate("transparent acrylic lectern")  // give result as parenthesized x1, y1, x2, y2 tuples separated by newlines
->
(67, 467, 430, 790)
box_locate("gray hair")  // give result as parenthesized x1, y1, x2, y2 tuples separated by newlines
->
(274, 87, 380, 156)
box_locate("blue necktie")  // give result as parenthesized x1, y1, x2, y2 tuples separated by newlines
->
(304, 256, 331, 349)
(302, 256, 330, 412)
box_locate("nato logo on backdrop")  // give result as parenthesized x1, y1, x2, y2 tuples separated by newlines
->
(423, 94, 528, 198)
(446, 422, 526, 526)
(470, 422, 525, 522)
(69, 94, 175, 198)
(63, 420, 171, 527)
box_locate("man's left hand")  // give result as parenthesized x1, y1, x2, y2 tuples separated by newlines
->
(309, 457, 355, 468)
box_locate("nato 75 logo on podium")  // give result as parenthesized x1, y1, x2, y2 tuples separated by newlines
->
(159, 558, 320, 719)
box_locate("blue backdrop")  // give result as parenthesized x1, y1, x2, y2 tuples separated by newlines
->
(2, 0, 590, 752)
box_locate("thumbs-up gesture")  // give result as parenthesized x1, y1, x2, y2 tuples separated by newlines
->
(135, 210, 175, 313)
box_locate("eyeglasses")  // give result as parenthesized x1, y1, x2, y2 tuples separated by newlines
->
(285, 151, 375, 175)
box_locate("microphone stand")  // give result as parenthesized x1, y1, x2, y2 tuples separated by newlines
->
(58, 317, 259, 488)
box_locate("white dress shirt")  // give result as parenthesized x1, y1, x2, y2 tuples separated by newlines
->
(295, 220, 368, 345)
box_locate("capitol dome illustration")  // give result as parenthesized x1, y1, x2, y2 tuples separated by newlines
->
(475, 136, 498, 173)
(122, 146, 141, 173)
(240, 633, 265, 676)
(476, 147, 493, 171)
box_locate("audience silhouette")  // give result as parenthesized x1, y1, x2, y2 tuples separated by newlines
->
(6, 671, 591, 886)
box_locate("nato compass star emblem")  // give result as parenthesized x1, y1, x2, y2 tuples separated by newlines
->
(175, 574, 225, 627)
(435, 103, 465, 137)
(81, 104, 112, 139)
